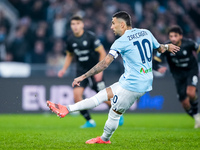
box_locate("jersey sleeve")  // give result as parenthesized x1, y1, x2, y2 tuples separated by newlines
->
(110, 40, 122, 53)
(148, 31, 160, 49)
(188, 39, 199, 51)
(94, 38, 102, 49)
(89, 32, 102, 49)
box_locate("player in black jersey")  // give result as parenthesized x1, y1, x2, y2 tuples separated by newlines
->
(153, 25, 200, 128)
(58, 16, 124, 128)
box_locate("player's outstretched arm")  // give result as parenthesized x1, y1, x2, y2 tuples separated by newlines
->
(157, 44, 180, 54)
(58, 51, 73, 78)
(72, 54, 114, 87)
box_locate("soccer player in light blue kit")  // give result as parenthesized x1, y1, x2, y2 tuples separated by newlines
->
(47, 11, 180, 144)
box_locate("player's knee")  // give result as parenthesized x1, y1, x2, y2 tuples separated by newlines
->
(104, 101, 111, 107)
(109, 109, 121, 120)
(186, 89, 196, 99)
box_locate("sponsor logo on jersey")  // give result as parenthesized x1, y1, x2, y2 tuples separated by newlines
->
(83, 40, 88, 46)
(183, 50, 187, 55)
(74, 49, 89, 56)
(72, 43, 77, 47)
(95, 39, 100, 45)
(140, 67, 152, 74)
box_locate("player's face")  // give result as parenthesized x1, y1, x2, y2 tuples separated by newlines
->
(111, 17, 123, 36)
(169, 32, 183, 45)
(71, 20, 84, 35)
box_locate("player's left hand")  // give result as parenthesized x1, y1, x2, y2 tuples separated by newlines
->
(72, 76, 84, 87)
(168, 44, 180, 54)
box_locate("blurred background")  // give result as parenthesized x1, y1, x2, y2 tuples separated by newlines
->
(0, 0, 200, 113)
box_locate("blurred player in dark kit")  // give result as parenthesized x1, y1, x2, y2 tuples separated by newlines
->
(154, 25, 200, 128)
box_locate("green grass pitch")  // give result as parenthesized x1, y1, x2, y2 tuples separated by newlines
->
(0, 113, 199, 150)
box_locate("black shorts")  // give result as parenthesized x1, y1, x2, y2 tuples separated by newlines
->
(173, 68, 198, 101)
(74, 71, 106, 92)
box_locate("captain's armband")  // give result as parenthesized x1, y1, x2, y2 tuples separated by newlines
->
(109, 50, 119, 59)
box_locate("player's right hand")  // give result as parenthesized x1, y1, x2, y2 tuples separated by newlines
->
(58, 69, 65, 78)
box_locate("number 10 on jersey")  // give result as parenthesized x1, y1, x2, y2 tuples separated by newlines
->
(133, 39, 152, 64)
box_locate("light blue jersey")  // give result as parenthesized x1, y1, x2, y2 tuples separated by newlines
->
(110, 28, 160, 92)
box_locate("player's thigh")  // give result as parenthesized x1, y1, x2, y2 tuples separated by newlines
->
(110, 83, 145, 113)
(186, 69, 198, 97)
(73, 87, 85, 102)
(187, 70, 198, 88)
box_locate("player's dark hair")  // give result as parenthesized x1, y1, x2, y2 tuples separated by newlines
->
(113, 11, 132, 27)
(70, 15, 83, 22)
(168, 25, 183, 35)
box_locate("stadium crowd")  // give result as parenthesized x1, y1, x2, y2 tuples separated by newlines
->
(0, 0, 200, 65)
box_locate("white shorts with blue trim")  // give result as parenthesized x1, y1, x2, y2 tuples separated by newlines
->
(109, 82, 145, 113)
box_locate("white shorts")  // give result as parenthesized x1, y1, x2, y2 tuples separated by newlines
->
(110, 82, 145, 113)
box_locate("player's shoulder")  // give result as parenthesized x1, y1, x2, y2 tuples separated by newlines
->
(85, 30, 96, 37)
(183, 38, 199, 49)
(113, 36, 124, 46)
(183, 38, 194, 43)
(137, 28, 150, 32)
(134, 28, 151, 34)
(182, 38, 196, 47)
